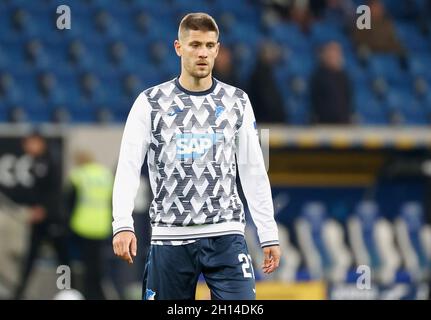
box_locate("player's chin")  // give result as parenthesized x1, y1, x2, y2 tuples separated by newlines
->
(192, 69, 211, 79)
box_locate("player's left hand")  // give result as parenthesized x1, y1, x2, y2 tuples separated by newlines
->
(261, 245, 281, 274)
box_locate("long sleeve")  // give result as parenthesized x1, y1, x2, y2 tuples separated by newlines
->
(112, 92, 152, 236)
(236, 94, 279, 247)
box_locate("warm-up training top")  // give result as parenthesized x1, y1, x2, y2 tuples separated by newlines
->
(112, 77, 279, 247)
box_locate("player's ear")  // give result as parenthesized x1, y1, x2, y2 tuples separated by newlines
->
(215, 42, 220, 57)
(174, 40, 181, 57)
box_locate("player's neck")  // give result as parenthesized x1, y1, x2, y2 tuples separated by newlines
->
(178, 73, 213, 93)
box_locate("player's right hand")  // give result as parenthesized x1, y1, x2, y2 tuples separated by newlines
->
(113, 231, 137, 264)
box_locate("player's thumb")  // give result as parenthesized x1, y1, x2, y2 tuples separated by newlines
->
(263, 248, 271, 264)
(131, 236, 137, 257)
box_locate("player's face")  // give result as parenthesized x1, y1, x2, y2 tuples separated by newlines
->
(176, 30, 219, 79)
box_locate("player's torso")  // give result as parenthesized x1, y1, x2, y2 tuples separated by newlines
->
(144, 79, 245, 226)
(147, 81, 243, 164)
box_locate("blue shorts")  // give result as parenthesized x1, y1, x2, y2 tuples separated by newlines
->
(142, 234, 256, 300)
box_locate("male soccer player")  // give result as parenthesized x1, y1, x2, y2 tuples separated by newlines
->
(112, 12, 280, 300)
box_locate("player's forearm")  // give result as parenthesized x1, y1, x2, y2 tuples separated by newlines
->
(237, 94, 279, 247)
(112, 143, 145, 235)
(239, 165, 279, 247)
(112, 93, 151, 235)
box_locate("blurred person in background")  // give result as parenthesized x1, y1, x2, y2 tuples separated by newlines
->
(248, 41, 287, 123)
(262, 0, 314, 31)
(289, 0, 314, 33)
(310, 41, 353, 124)
(65, 151, 114, 300)
(351, 0, 405, 59)
(11, 132, 68, 299)
(212, 45, 241, 88)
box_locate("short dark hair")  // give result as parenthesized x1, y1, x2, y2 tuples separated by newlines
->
(178, 13, 219, 40)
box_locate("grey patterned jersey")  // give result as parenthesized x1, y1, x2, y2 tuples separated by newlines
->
(113, 77, 279, 247)
(145, 78, 245, 229)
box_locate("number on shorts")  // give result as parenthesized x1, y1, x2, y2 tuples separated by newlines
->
(238, 253, 254, 278)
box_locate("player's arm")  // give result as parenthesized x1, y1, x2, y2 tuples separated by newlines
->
(112, 92, 151, 264)
(236, 93, 281, 274)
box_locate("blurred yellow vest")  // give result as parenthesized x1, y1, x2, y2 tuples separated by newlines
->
(69, 163, 113, 239)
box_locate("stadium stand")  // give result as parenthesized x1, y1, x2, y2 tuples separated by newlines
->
(0, 0, 430, 125)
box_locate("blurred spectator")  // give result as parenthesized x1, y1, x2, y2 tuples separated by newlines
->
(12, 132, 69, 299)
(310, 41, 353, 124)
(309, 0, 327, 18)
(213, 46, 240, 88)
(351, 0, 404, 57)
(247, 42, 287, 124)
(289, 0, 314, 33)
(65, 151, 114, 300)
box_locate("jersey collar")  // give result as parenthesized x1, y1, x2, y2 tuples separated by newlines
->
(175, 77, 217, 96)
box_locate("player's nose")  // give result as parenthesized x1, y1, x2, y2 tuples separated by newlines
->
(197, 48, 208, 58)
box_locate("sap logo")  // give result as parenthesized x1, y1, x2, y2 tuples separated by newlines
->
(215, 105, 225, 118)
(176, 133, 223, 159)
(168, 106, 183, 116)
(145, 289, 156, 300)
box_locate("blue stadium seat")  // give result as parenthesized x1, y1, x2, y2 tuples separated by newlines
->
(5, 0, 429, 125)
(386, 89, 428, 125)
(53, 73, 81, 106)
(394, 22, 430, 52)
(0, 71, 22, 105)
(408, 54, 431, 79)
(13, 71, 40, 103)
(0, 102, 6, 122)
(295, 202, 352, 282)
(354, 89, 389, 125)
(285, 96, 310, 125)
(228, 23, 262, 47)
(422, 92, 431, 115)
(286, 51, 315, 78)
(1, 39, 28, 71)
(368, 54, 405, 83)
(214, 0, 260, 21)
(67, 101, 97, 123)
(382, 0, 428, 20)
(231, 43, 256, 84)
(395, 202, 431, 283)
(269, 23, 311, 52)
(21, 100, 52, 123)
(310, 21, 350, 47)
(296, 202, 332, 279)
(348, 201, 402, 285)
(82, 41, 113, 73)
(345, 55, 369, 83)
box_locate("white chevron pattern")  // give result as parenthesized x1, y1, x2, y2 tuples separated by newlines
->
(146, 79, 248, 228)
